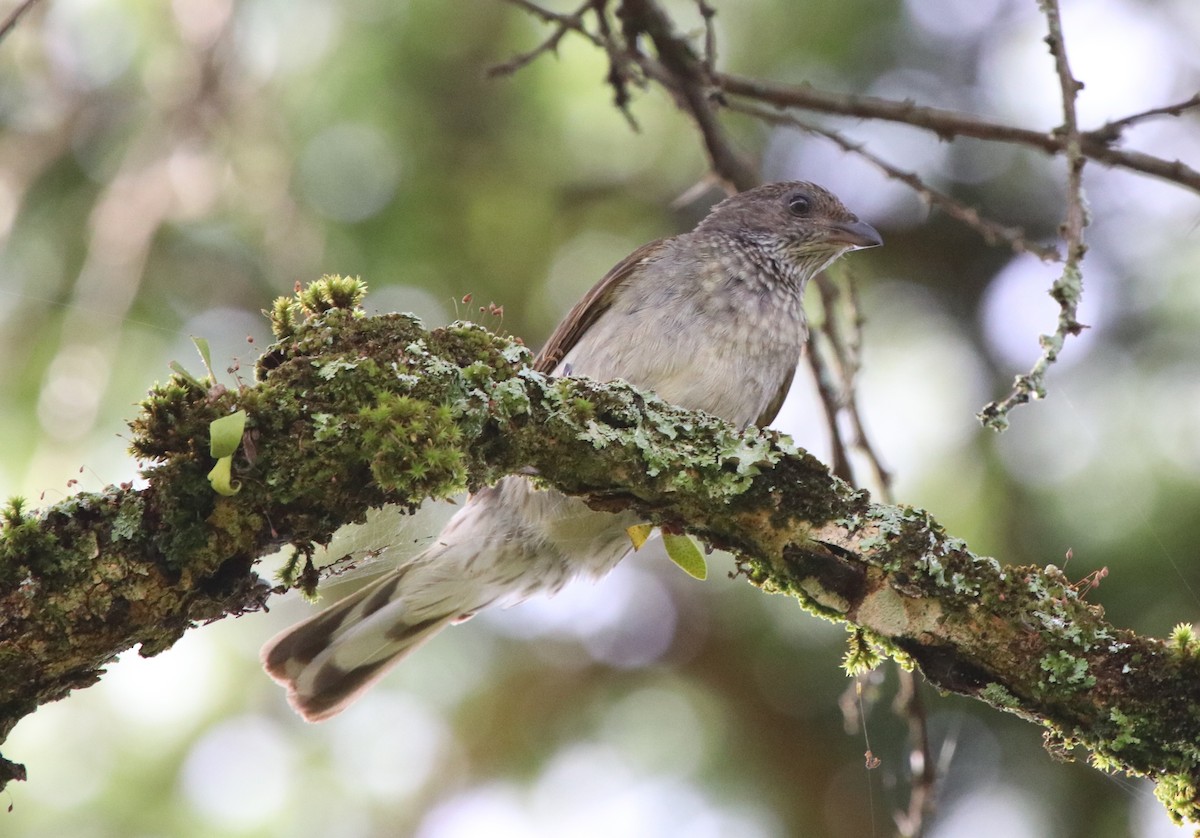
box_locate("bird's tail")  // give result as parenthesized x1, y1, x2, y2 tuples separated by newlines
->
(261, 556, 475, 722)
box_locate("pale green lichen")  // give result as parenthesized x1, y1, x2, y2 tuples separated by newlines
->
(311, 413, 344, 442)
(485, 377, 533, 421)
(979, 682, 1020, 709)
(317, 358, 360, 380)
(500, 342, 532, 365)
(1039, 650, 1095, 690)
(111, 496, 145, 542)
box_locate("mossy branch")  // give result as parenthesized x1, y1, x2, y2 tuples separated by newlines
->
(2, 277, 1198, 827)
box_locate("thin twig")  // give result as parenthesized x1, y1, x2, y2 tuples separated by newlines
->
(488, 0, 603, 77)
(595, 0, 644, 130)
(494, 0, 593, 28)
(805, 319, 854, 484)
(818, 271, 893, 499)
(695, 0, 717, 72)
(978, 0, 1089, 430)
(492, 3, 1200, 196)
(1087, 92, 1200, 144)
(727, 100, 1061, 261)
(717, 72, 1200, 195)
(819, 301, 927, 835)
(817, 272, 929, 834)
(617, 0, 758, 192)
(819, 270, 931, 834)
(0, 0, 42, 44)
(893, 668, 937, 838)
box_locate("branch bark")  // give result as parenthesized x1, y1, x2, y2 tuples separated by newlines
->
(2, 279, 1199, 826)
(715, 72, 1200, 195)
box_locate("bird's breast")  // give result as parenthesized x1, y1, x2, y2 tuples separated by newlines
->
(560, 278, 806, 428)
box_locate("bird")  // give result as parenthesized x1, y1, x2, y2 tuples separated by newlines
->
(261, 181, 882, 721)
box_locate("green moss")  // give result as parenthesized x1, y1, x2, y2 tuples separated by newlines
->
(269, 295, 303, 339)
(1155, 773, 1200, 828)
(298, 274, 369, 315)
(359, 394, 467, 498)
(0, 499, 50, 586)
(277, 547, 321, 600)
(841, 627, 883, 676)
(1105, 708, 1144, 753)
(1170, 623, 1200, 659)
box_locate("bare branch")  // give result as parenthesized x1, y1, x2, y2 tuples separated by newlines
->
(816, 270, 894, 500)
(487, 0, 602, 77)
(1088, 91, 1200, 144)
(716, 73, 1200, 195)
(493, 3, 1200, 197)
(894, 669, 937, 838)
(617, 0, 758, 192)
(979, 0, 1089, 430)
(727, 100, 1061, 261)
(804, 316, 854, 484)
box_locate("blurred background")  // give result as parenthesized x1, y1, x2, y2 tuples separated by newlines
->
(2, 0, 1199, 835)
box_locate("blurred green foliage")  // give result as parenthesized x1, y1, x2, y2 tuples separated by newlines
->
(2, 0, 1199, 836)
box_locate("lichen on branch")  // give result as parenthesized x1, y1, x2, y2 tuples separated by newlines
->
(1, 277, 1198, 827)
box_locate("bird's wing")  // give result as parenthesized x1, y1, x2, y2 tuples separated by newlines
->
(533, 239, 668, 375)
(754, 364, 795, 428)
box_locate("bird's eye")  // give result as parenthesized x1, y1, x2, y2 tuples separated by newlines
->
(787, 194, 811, 216)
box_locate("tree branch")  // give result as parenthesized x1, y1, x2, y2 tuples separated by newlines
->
(716, 72, 1200, 195)
(1088, 92, 1200, 144)
(617, 0, 758, 192)
(2, 279, 1199, 827)
(724, 99, 1062, 262)
(978, 0, 1090, 430)
(487, 0, 601, 77)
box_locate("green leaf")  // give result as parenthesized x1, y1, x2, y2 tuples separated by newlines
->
(209, 410, 247, 458)
(168, 361, 204, 389)
(207, 456, 240, 496)
(192, 336, 215, 381)
(662, 533, 707, 580)
(626, 523, 653, 551)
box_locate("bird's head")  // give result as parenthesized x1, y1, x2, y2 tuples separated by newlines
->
(697, 181, 882, 278)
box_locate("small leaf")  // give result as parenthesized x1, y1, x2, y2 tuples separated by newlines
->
(663, 533, 707, 580)
(209, 410, 248, 458)
(168, 361, 204, 389)
(626, 524, 653, 551)
(207, 456, 241, 496)
(192, 336, 216, 381)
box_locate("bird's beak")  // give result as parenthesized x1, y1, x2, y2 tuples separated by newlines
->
(826, 219, 883, 250)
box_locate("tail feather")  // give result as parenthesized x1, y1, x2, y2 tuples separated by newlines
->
(262, 478, 637, 720)
(261, 565, 465, 722)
